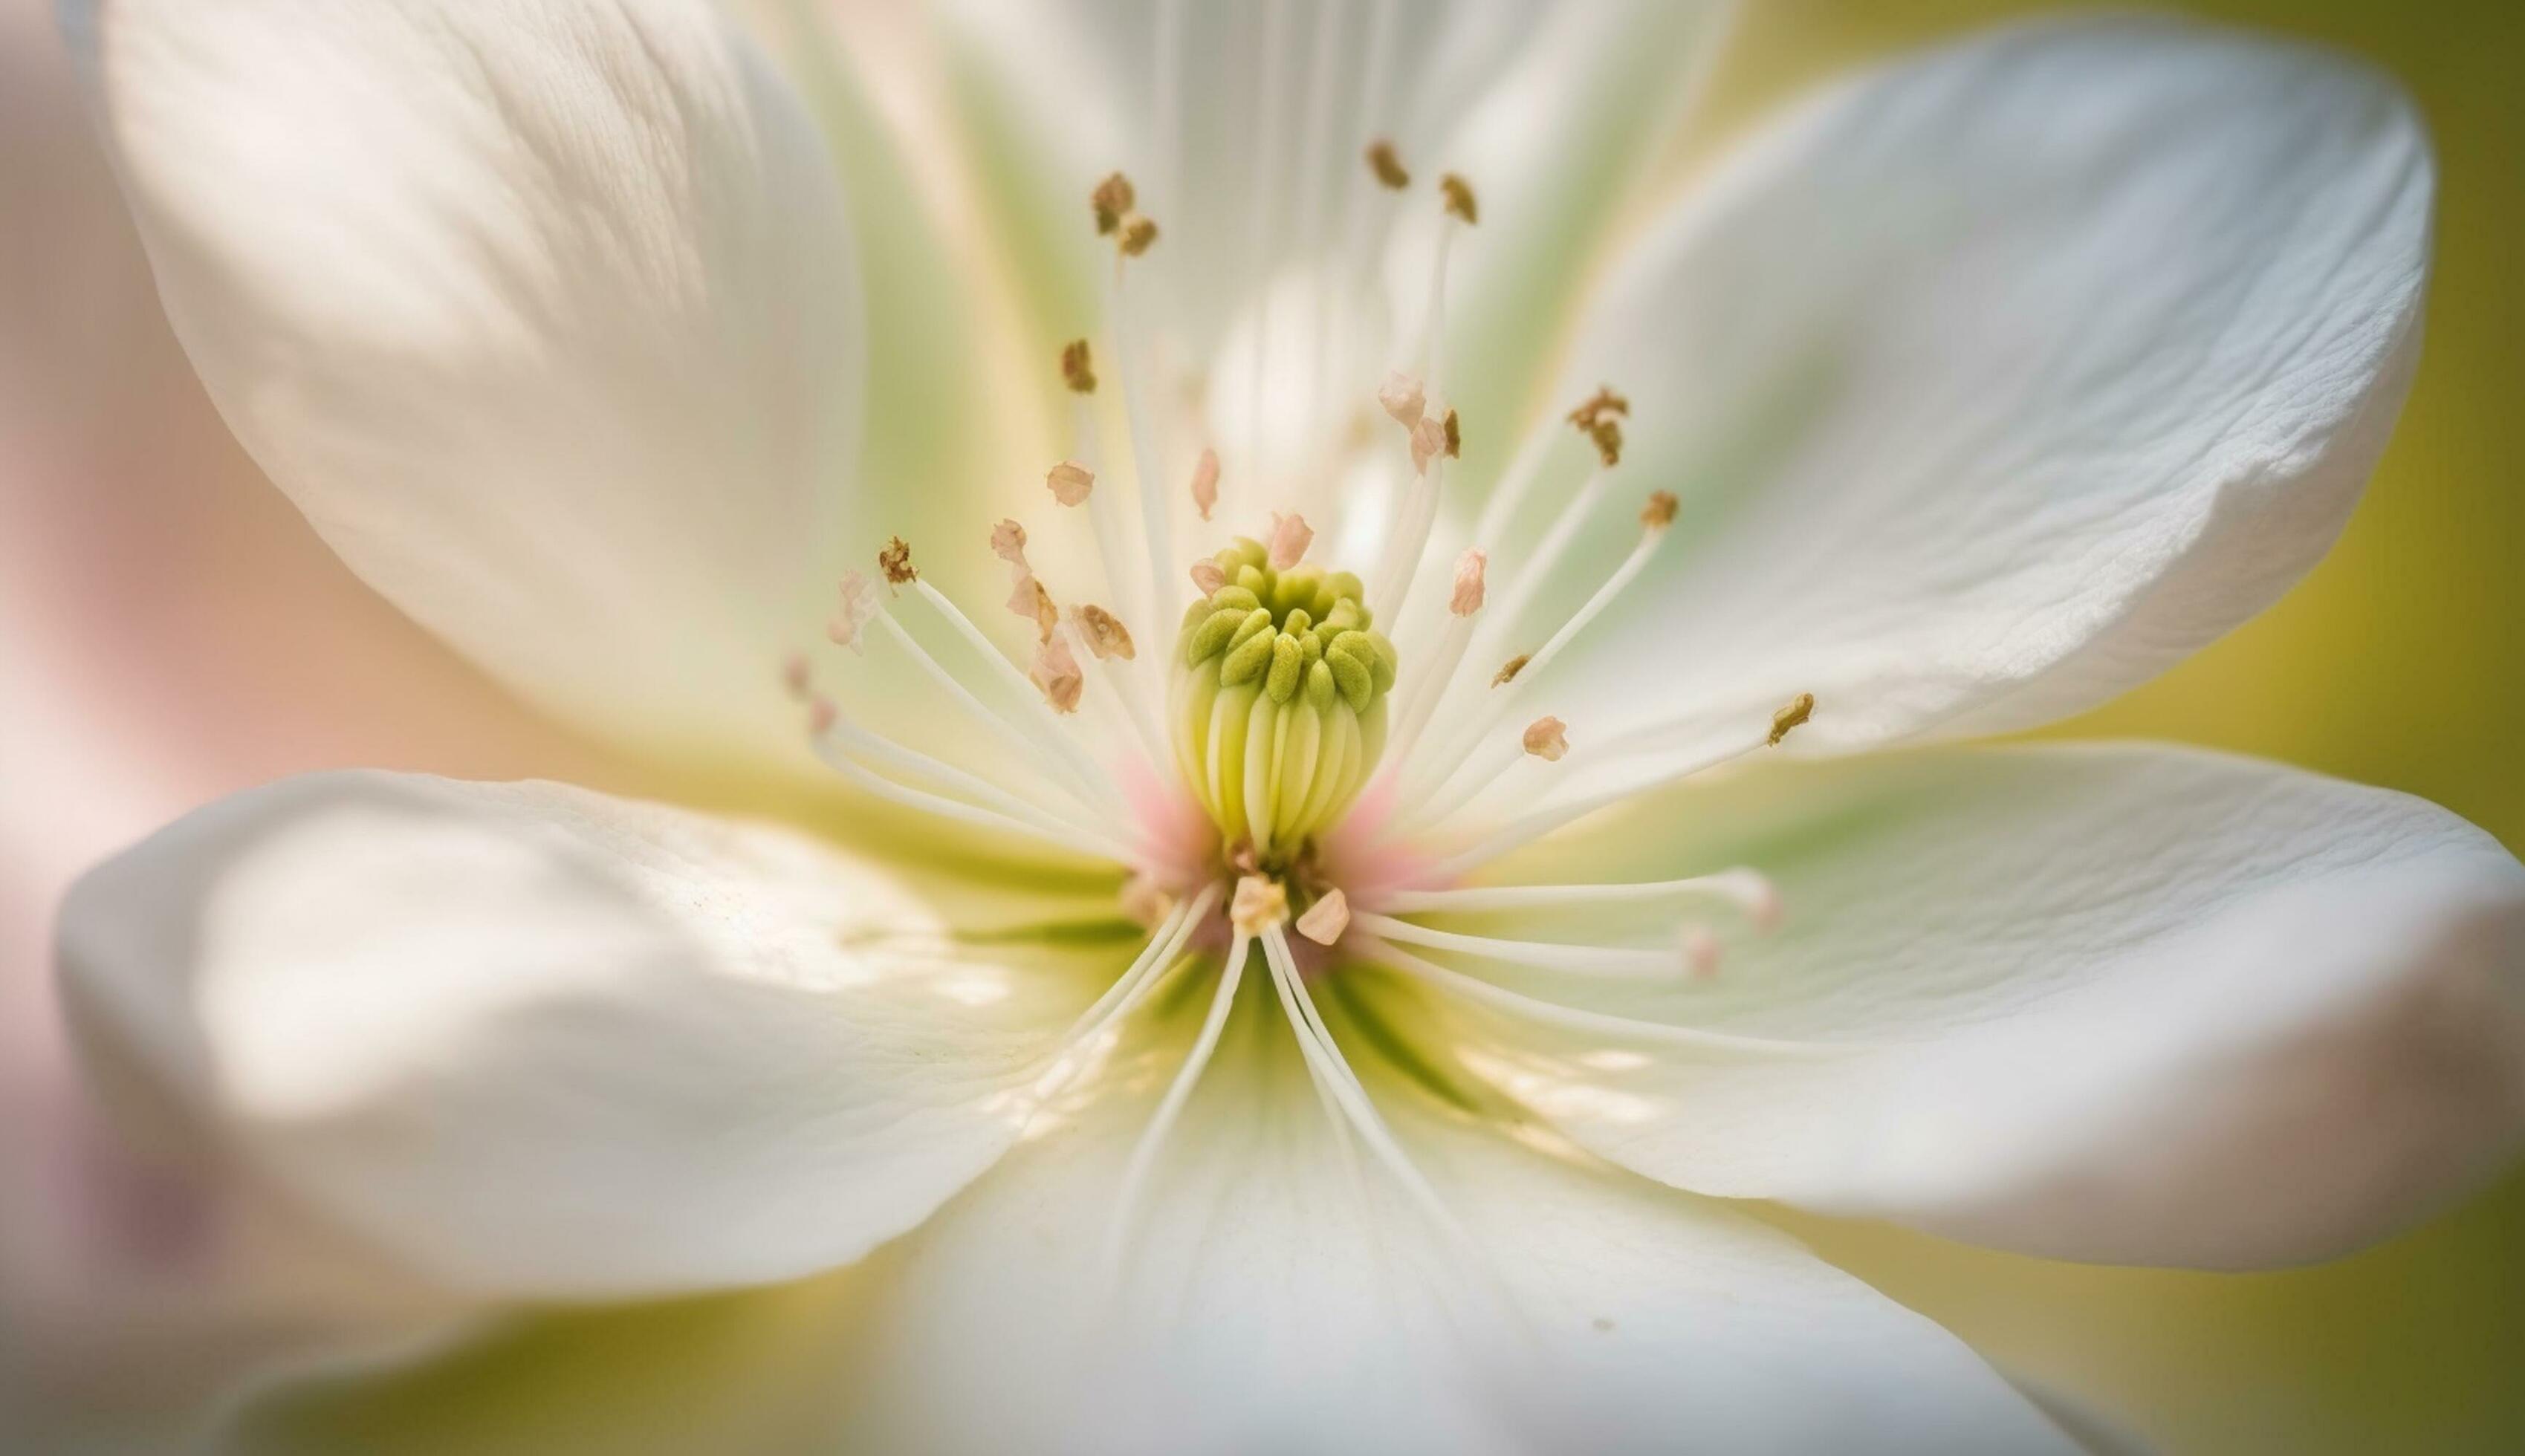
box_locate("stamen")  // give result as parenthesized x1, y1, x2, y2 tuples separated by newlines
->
(1103, 931, 1251, 1283)
(1439, 172, 1479, 226)
(1036, 883, 1223, 1104)
(1101, 212, 1174, 628)
(1491, 654, 1529, 688)
(1769, 692, 1815, 747)
(1361, 940, 1838, 1056)
(1414, 707, 1799, 878)
(1262, 926, 1482, 1261)
(871, 610, 1108, 817)
(903, 581, 1122, 810)
(817, 696, 1128, 854)
(1294, 887, 1351, 946)
(808, 701, 1133, 862)
(1378, 371, 1425, 428)
(1266, 511, 1314, 571)
(1375, 868, 1781, 929)
(1073, 605, 1136, 661)
(878, 537, 917, 591)
(1231, 874, 1290, 936)
(1353, 911, 1717, 981)
(1061, 338, 1098, 394)
(1520, 716, 1569, 761)
(1383, 547, 1487, 770)
(1089, 174, 1134, 238)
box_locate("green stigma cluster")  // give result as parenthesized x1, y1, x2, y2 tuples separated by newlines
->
(1173, 538, 1397, 857)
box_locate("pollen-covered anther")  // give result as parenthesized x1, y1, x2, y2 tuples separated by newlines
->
(1639, 490, 1679, 532)
(1294, 887, 1351, 946)
(1074, 604, 1136, 661)
(1439, 172, 1479, 225)
(1190, 558, 1228, 595)
(1522, 715, 1569, 762)
(1060, 338, 1096, 394)
(1586, 417, 1624, 467)
(990, 519, 1028, 566)
(1267, 512, 1315, 571)
(1451, 548, 1488, 616)
(1173, 539, 1396, 851)
(1365, 139, 1411, 190)
(1491, 652, 1530, 688)
(828, 569, 881, 650)
(1409, 413, 1448, 474)
(1231, 875, 1290, 937)
(1008, 573, 1058, 642)
(1118, 213, 1160, 257)
(1442, 409, 1461, 459)
(1046, 460, 1095, 506)
(1378, 371, 1426, 429)
(1030, 634, 1083, 714)
(1567, 385, 1630, 430)
(1190, 448, 1220, 521)
(1089, 172, 1134, 236)
(877, 539, 918, 591)
(1769, 692, 1815, 747)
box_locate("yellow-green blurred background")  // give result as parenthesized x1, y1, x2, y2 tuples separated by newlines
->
(1716, 4, 2525, 1451)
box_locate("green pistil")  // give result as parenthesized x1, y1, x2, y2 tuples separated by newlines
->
(1173, 538, 1398, 856)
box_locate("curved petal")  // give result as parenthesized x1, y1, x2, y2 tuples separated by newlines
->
(56, 770, 1118, 1299)
(1524, 15, 2431, 752)
(65, 0, 863, 764)
(1390, 744, 2525, 1267)
(215, 995, 2078, 1453)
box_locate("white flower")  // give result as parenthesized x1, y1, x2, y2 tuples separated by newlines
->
(43, 0, 2525, 1449)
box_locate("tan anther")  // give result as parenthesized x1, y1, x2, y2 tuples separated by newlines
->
(1410, 414, 1448, 474)
(1451, 547, 1488, 616)
(990, 519, 1029, 568)
(1294, 887, 1351, 946)
(780, 651, 811, 699)
(1090, 172, 1135, 235)
(1587, 418, 1624, 467)
(1231, 875, 1290, 936)
(1118, 213, 1159, 256)
(1075, 603, 1137, 661)
(1060, 338, 1096, 394)
(1439, 172, 1479, 225)
(1442, 408, 1461, 458)
(1682, 926, 1723, 981)
(1566, 386, 1630, 430)
(1378, 371, 1426, 429)
(1491, 652, 1531, 688)
(1190, 446, 1220, 521)
(1522, 715, 1569, 761)
(828, 569, 882, 650)
(807, 695, 838, 735)
(1190, 558, 1229, 595)
(1267, 511, 1315, 571)
(1029, 634, 1083, 714)
(1768, 692, 1815, 747)
(877, 540, 917, 591)
(1046, 459, 1095, 506)
(1008, 572, 1058, 643)
(1365, 139, 1410, 190)
(1639, 490, 1679, 531)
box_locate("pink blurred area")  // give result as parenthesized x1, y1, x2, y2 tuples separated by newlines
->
(0, 0, 609, 1427)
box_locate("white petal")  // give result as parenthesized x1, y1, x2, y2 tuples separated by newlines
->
(215, 998, 2079, 1454)
(1400, 746, 2525, 1267)
(57, 771, 1109, 1299)
(65, 0, 863, 763)
(1529, 16, 2431, 752)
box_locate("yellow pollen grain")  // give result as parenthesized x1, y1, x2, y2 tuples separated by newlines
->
(1769, 692, 1815, 747)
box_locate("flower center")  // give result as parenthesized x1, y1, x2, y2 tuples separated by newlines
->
(1171, 536, 1396, 862)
